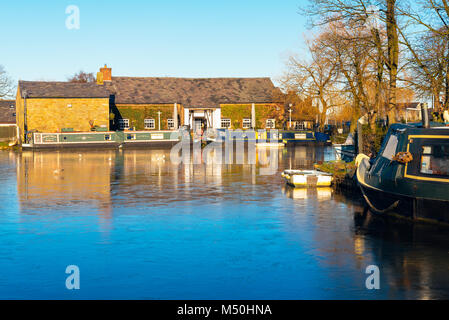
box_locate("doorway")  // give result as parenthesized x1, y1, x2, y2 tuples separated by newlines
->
(194, 118, 207, 133)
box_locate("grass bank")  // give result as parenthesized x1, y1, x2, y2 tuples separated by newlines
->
(315, 160, 358, 191)
(0, 141, 20, 151)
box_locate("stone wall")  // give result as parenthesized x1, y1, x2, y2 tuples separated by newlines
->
(16, 91, 109, 136)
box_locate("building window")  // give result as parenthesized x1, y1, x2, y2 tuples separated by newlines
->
(144, 119, 155, 130)
(266, 119, 275, 129)
(12, 113, 16, 117)
(167, 118, 175, 130)
(242, 118, 251, 129)
(221, 118, 231, 129)
(118, 119, 130, 130)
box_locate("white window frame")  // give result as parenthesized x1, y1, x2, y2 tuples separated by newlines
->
(144, 119, 155, 130)
(266, 119, 275, 129)
(118, 118, 130, 130)
(167, 118, 175, 130)
(221, 118, 231, 129)
(242, 118, 251, 129)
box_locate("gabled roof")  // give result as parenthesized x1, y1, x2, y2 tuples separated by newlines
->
(0, 100, 16, 123)
(396, 102, 422, 110)
(18, 81, 110, 99)
(107, 77, 280, 107)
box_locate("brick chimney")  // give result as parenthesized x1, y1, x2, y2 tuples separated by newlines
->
(100, 64, 112, 82)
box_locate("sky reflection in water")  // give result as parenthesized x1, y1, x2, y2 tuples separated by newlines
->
(0, 146, 448, 299)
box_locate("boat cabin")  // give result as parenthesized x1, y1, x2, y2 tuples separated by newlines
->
(357, 122, 449, 223)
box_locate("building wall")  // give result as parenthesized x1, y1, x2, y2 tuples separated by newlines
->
(16, 89, 24, 141)
(114, 104, 180, 130)
(220, 103, 284, 129)
(16, 90, 109, 136)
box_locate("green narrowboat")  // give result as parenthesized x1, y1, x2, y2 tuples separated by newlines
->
(25, 130, 181, 149)
(356, 122, 449, 224)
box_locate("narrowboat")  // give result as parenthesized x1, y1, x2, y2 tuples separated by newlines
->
(356, 121, 449, 224)
(206, 129, 330, 146)
(280, 131, 331, 146)
(23, 130, 181, 149)
(206, 129, 282, 145)
(333, 133, 356, 162)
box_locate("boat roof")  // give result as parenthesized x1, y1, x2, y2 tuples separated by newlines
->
(389, 123, 449, 136)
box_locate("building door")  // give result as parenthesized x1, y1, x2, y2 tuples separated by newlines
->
(194, 118, 204, 132)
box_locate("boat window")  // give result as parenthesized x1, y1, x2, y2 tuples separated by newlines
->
(382, 135, 398, 160)
(420, 145, 449, 177)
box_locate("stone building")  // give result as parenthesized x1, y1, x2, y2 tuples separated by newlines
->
(99, 66, 283, 131)
(0, 100, 17, 142)
(15, 65, 283, 141)
(15, 81, 110, 141)
(0, 100, 16, 124)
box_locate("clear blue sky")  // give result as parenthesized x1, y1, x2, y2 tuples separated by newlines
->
(0, 0, 308, 85)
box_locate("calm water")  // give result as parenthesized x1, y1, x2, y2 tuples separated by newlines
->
(0, 146, 448, 299)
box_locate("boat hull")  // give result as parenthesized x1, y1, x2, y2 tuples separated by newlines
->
(359, 182, 449, 224)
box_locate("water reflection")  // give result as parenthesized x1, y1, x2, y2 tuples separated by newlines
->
(354, 211, 449, 300)
(1, 146, 448, 299)
(17, 151, 114, 213)
(15, 146, 333, 211)
(282, 185, 333, 201)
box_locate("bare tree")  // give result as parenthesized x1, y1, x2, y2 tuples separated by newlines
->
(406, 29, 447, 107)
(281, 35, 341, 130)
(304, 0, 401, 123)
(317, 21, 388, 130)
(0, 65, 14, 99)
(68, 70, 96, 83)
(396, 1, 449, 109)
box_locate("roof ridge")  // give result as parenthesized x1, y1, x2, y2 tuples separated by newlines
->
(19, 80, 100, 84)
(111, 76, 272, 80)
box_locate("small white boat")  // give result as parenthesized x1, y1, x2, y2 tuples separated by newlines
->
(256, 142, 285, 148)
(281, 169, 333, 187)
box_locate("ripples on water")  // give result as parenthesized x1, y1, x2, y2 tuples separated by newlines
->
(0, 146, 448, 299)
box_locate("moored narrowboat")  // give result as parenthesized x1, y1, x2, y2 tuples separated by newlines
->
(356, 122, 449, 224)
(206, 129, 330, 146)
(23, 130, 181, 149)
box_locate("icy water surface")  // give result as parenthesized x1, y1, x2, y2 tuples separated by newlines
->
(0, 146, 448, 299)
